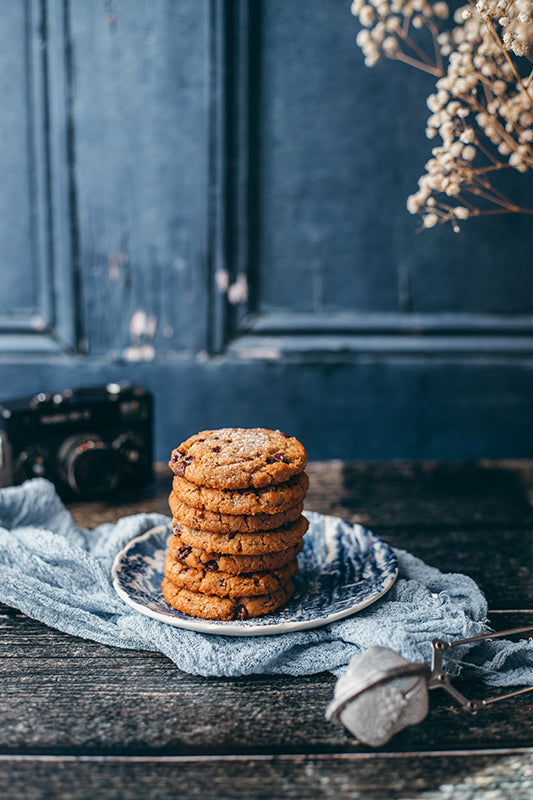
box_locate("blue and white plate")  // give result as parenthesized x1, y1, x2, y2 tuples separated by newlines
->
(111, 511, 398, 636)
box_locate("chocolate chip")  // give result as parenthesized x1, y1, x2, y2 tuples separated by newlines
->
(196, 509, 205, 519)
(272, 452, 286, 462)
(212, 446, 221, 453)
(171, 522, 183, 536)
(173, 455, 193, 476)
(204, 560, 219, 572)
(175, 545, 192, 563)
(236, 606, 249, 620)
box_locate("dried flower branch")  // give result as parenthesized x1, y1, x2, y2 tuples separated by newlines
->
(351, 0, 533, 230)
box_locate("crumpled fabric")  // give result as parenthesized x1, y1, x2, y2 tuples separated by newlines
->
(0, 478, 531, 683)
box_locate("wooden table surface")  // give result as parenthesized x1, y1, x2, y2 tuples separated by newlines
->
(2, 461, 532, 799)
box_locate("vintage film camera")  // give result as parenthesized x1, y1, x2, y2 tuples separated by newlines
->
(0, 383, 153, 498)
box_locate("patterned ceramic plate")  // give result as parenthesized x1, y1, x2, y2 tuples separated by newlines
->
(111, 511, 398, 636)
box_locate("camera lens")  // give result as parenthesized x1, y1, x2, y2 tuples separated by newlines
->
(58, 434, 120, 497)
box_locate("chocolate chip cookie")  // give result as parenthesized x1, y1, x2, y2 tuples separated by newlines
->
(172, 471, 309, 516)
(171, 514, 308, 555)
(169, 492, 304, 533)
(164, 553, 298, 597)
(161, 576, 294, 620)
(168, 529, 304, 574)
(169, 428, 307, 489)
(163, 426, 309, 621)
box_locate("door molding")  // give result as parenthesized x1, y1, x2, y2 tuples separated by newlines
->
(0, 0, 77, 354)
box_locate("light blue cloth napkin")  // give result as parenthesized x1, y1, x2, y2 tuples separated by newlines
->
(0, 478, 531, 683)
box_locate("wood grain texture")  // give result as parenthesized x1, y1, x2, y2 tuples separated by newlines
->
(1, 460, 533, 799)
(306, 461, 533, 527)
(64, 459, 533, 524)
(0, 610, 532, 756)
(65, 460, 533, 608)
(2, 753, 533, 800)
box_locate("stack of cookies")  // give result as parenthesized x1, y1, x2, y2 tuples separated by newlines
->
(161, 428, 309, 621)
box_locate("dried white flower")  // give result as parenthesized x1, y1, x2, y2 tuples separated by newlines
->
(360, 6, 376, 26)
(434, 2, 449, 18)
(460, 128, 475, 143)
(352, 0, 533, 228)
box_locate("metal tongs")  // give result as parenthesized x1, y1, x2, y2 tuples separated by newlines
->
(428, 625, 533, 712)
(326, 625, 533, 746)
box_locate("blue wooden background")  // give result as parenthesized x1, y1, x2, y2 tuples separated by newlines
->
(1, 0, 533, 461)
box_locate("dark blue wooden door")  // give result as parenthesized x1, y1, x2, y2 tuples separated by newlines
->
(1, 0, 532, 461)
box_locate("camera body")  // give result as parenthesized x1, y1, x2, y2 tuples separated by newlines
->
(0, 383, 153, 499)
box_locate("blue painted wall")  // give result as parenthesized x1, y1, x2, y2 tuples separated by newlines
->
(1, 0, 532, 462)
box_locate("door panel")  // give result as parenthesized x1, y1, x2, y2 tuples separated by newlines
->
(70, 0, 211, 356)
(0, 0, 532, 462)
(256, 0, 403, 315)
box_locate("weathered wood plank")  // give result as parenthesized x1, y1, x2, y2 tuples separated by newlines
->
(308, 461, 533, 528)
(0, 612, 531, 755)
(373, 527, 533, 610)
(1, 461, 531, 770)
(64, 461, 533, 528)
(2, 752, 533, 800)
(63, 462, 533, 609)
